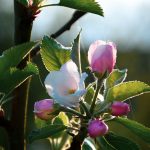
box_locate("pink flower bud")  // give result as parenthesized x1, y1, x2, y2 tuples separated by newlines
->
(88, 119, 108, 138)
(0, 106, 4, 118)
(88, 40, 117, 75)
(34, 99, 54, 120)
(111, 101, 130, 116)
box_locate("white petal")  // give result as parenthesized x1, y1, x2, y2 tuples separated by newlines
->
(45, 71, 78, 97)
(60, 60, 78, 73)
(78, 72, 88, 89)
(52, 92, 80, 107)
(73, 89, 87, 97)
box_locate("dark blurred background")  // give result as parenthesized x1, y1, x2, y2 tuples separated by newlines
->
(0, 0, 150, 149)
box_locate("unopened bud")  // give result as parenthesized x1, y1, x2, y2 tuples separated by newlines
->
(111, 101, 130, 116)
(88, 119, 108, 138)
(34, 99, 55, 120)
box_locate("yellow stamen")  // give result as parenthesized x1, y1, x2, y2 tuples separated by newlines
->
(68, 89, 76, 94)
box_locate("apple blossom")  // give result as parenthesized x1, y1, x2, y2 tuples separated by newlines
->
(44, 60, 88, 107)
(34, 99, 54, 120)
(88, 40, 117, 75)
(111, 101, 130, 116)
(88, 119, 108, 138)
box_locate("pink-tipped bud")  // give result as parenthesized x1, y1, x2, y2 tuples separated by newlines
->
(88, 40, 117, 75)
(0, 106, 4, 118)
(111, 101, 130, 116)
(88, 119, 108, 138)
(34, 99, 54, 120)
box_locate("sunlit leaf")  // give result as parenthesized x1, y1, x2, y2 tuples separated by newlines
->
(106, 81, 150, 102)
(40, 36, 71, 71)
(59, 0, 103, 16)
(105, 69, 127, 89)
(71, 31, 81, 73)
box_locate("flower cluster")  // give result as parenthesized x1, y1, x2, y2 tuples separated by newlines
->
(34, 40, 130, 138)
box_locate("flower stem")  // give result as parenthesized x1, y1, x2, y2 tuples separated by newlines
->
(61, 107, 86, 119)
(80, 101, 91, 118)
(90, 79, 104, 114)
(11, 1, 33, 149)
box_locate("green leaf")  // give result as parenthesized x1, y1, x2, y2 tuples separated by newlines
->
(53, 112, 69, 126)
(0, 42, 36, 74)
(113, 117, 150, 143)
(59, 0, 103, 16)
(96, 137, 116, 150)
(71, 32, 82, 74)
(82, 138, 96, 150)
(40, 36, 71, 71)
(106, 81, 150, 102)
(28, 124, 67, 143)
(105, 132, 140, 150)
(17, 0, 28, 6)
(105, 69, 127, 89)
(52, 112, 69, 138)
(0, 62, 38, 94)
(51, 112, 71, 149)
(84, 87, 94, 105)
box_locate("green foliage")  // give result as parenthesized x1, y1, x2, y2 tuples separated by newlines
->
(51, 112, 71, 150)
(28, 124, 67, 143)
(114, 117, 150, 143)
(84, 87, 94, 105)
(17, 0, 28, 6)
(105, 132, 140, 150)
(106, 81, 150, 102)
(96, 137, 116, 150)
(105, 69, 127, 89)
(0, 42, 36, 73)
(40, 36, 71, 71)
(71, 31, 81, 73)
(0, 62, 38, 94)
(59, 0, 103, 16)
(82, 138, 96, 150)
(0, 42, 38, 95)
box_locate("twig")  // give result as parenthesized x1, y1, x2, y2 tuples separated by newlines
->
(30, 11, 87, 59)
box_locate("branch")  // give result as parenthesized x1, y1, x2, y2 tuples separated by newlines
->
(30, 11, 87, 58)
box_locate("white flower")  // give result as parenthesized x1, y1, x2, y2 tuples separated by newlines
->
(44, 60, 88, 107)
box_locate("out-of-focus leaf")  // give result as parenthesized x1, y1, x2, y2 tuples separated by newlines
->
(51, 112, 71, 150)
(17, 0, 28, 6)
(82, 138, 96, 150)
(40, 36, 71, 71)
(106, 81, 150, 102)
(105, 69, 127, 89)
(105, 132, 140, 150)
(59, 0, 103, 16)
(113, 117, 150, 143)
(0, 42, 36, 74)
(28, 125, 67, 143)
(0, 62, 38, 94)
(96, 136, 116, 150)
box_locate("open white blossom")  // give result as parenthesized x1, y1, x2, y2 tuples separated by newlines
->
(44, 60, 87, 107)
